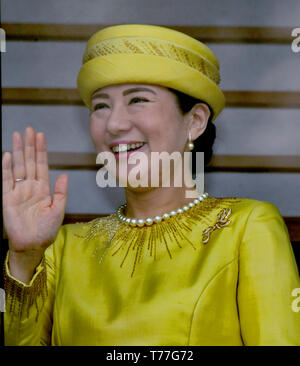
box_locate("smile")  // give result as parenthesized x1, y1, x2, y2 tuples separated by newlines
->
(112, 142, 146, 153)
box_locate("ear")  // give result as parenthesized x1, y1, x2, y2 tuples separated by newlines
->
(185, 103, 211, 140)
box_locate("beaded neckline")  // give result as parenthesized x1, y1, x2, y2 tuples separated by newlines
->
(116, 192, 209, 227)
(76, 196, 241, 277)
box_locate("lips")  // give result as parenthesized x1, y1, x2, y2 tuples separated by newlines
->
(113, 143, 147, 160)
(111, 142, 146, 153)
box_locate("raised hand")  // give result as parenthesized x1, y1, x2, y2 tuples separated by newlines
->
(2, 127, 68, 281)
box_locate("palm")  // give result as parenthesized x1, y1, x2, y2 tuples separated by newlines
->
(4, 180, 58, 251)
(2, 127, 68, 253)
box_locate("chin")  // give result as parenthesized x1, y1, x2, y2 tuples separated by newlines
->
(125, 186, 154, 193)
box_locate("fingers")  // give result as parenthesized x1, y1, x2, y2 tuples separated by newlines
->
(36, 132, 50, 183)
(52, 174, 68, 211)
(24, 127, 36, 179)
(2, 152, 14, 194)
(12, 131, 25, 180)
(10, 127, 50, 183)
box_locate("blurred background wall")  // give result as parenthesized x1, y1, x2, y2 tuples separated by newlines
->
(1, 0, 300, 218)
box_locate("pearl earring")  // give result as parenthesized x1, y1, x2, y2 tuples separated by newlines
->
(188, 132, 194, 151)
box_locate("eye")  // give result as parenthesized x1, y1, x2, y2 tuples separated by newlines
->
(92, 103, 109, 111)
(129, 97, 149, 104)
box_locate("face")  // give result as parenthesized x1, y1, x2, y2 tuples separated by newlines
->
(89, 83, 191, 189)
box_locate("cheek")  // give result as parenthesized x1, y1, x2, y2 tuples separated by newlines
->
(89, 118, 106, 147)
(142, 110, 183, 150)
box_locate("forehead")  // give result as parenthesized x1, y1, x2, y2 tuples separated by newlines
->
(91, 83, 172, 99)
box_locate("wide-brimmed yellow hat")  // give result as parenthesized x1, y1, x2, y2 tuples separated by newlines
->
(77, 24, 225, 121)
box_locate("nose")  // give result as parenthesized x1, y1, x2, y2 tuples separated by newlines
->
(106, 104, 132, 135)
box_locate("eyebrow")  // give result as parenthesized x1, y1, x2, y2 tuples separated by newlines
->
(92, 87, 157, 100)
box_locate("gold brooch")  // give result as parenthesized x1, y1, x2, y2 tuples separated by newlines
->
(202, 208, 232, 244)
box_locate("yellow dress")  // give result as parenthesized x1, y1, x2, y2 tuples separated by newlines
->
(4, 196, 300, 346)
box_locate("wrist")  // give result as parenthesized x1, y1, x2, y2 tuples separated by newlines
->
(8, 249, 45, 284)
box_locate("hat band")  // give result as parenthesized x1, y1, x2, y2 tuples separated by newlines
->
(83, 37, 220, 85)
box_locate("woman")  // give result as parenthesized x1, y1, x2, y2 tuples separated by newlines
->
(3, 24, 300, 346)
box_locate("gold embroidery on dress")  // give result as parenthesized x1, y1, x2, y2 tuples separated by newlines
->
(3, 255, 48, 329)
(202, 208, 232, 244)
(77, 197, 240, 277)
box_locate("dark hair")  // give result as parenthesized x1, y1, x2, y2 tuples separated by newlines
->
(169, 88, 216, 174)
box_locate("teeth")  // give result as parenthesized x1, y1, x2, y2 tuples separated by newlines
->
(112, 142, 145, 153)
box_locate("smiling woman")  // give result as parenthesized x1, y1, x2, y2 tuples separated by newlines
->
(89, 83, 210, 190)
(3, 24, 300, 346)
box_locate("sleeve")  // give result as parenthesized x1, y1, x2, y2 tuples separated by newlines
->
(3, 225, 65, 346)
(237, 201, 300, 346)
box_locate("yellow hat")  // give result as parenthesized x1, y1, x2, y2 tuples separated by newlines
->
(77, 24, 225, 121)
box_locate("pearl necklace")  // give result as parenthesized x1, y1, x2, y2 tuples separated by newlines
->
(117, 192, 209, 227)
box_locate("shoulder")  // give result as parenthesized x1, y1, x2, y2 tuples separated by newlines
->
(208, 196, 286, 238)
(206, 196, 282, 223)
(212, 196, 282, 220)
(231, 197, 284, 227)
(59, 214, 117, 241)
(45, 215, 117, 264)
(60, 219, 97, 237)
(46, 215, 115, 252)
(223, 197, 290, 247)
